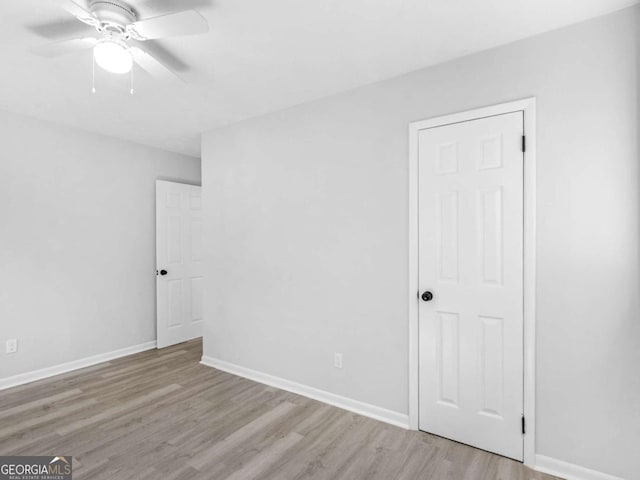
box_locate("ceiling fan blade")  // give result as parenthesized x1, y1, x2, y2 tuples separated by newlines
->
(127, 10, 208, 40)
(61, 0, 97, 26)
(129, 39, 189, 72)
(130, 47, 184, 83)
(31, 37, 98, 57)
(27, 18, 94, 40)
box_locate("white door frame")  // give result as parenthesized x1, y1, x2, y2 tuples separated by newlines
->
(408, 98, 536, 467)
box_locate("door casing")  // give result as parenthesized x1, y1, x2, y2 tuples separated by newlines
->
(408, 98, 536, 467)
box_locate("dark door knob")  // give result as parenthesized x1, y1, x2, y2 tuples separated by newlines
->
(160, 269, 168, 276)
(421, 291, 433, 302)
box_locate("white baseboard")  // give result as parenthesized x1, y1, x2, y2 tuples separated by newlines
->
(0, 341, 157, 391)
(535, 455, 626, 480)
(200, 356, 409, 429)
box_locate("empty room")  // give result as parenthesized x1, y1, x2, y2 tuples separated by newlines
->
(1, 0, 639, 479)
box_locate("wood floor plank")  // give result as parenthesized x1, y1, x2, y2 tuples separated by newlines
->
(56, 384, 182, 435)
(0, 388, 83, 420)
(189, 401, 298, 471)
(0, 398, 97, 438)
(0, 339, 559, 480)
(224, 432, 304, 480)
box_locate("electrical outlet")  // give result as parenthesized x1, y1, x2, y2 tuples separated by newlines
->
(334, 352, 343, 369)
(6, 339, 17, 354)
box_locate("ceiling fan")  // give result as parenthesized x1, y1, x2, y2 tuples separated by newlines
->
(31, 0, 210, 81)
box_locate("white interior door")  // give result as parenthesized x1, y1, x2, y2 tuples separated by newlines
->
(156, 180, 203, 348)
(418, 112, 524, 460)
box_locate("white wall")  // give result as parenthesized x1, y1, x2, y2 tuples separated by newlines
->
(202, 7, 639, 479)
(0, 110, 201, 380)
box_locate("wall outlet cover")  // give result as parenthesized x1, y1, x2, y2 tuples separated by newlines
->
(334, 352, 343, 369)
(6, 339, 18, 354)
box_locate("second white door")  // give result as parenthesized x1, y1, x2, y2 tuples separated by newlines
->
(418, 112, 524, 460)
(156, 180, 204, 349)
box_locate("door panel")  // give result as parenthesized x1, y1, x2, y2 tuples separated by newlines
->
(156, 180, 203, 348)
(418, 112, 524, 461)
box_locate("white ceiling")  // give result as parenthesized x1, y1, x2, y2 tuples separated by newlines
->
(0, 0, 636, 157)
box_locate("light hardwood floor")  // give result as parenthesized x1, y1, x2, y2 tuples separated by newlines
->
(0, 340, 558, 480)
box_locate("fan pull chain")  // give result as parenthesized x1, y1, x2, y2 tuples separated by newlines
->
(92, 54, 96, 94)
(130, 63, 134, 95)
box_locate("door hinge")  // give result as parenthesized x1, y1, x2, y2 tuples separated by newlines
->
(521, 415, 526, 435)
(521, 135, 526, 153)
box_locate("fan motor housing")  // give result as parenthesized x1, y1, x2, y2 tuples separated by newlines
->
(89, 0, 137, 27)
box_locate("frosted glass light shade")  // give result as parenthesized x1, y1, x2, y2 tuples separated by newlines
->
(94, 40, 132, 74)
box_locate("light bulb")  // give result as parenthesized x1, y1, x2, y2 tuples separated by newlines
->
(93, 40, 132, 74)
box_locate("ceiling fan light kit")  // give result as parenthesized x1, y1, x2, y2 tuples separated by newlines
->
(94, 38, 132, 74)
(32, 0, 210, 88)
